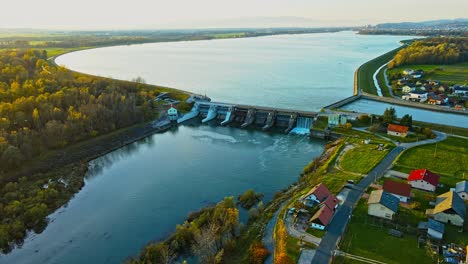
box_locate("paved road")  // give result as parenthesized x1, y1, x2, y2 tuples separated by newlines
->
(311, 132, 447, 264)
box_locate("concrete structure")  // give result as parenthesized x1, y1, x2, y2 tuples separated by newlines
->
(408, 169, 439, 192)
(387, 124, 409, 138)
(167, 106, 178, 121)
(383, 180, 411, 203)
(427, 191, 466, 227)
(328, 114, 347, 127)
(367, 190, 399, 220)
(455, 181, 468, 201)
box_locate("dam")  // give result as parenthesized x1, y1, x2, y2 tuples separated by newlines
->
(177, 100, 318, 134)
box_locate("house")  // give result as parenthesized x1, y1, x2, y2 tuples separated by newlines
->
(367, 190, 399, 220)
(387, 124, 409, 138)
(418, 219, 445, 240)
(328, 114, 347, 127)
(426, 191, 466, 227)
(410, 70, 423, 79)
(402, 91, 428, 102)
(167, 105, 179, 121)
(453, 86, 468, 97)
(455, 181, 468, 201)
(302, 183, 331, 207)
(403, 69, 415, 75)
(427, 94, 448, 105)
(408, 169, 440, 192)
(383, 180, 411, 203)
(310, 204, 333, 230)
(402, 85, 415, 93)
(323, 194, 339, 210)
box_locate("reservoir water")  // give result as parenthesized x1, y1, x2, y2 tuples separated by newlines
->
(56, 31, 413, 111)
(2, 123, 325, 264)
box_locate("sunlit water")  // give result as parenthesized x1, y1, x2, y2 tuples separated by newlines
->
(56, 31, 413, 111)
(2, 124, 324, 264)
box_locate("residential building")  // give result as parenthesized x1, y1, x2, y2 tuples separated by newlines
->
(302, 183, 331, 207)
(310, 204, 333, 230)
(367, 190, 399, 220)
(426, 191, 466, 227)
(402, 91, 428, 102)
(387, 124, 409, 138)
(455, 181, 468, 201)
(403, 69, 414, 75)
(383, 180, 411, 203)
(328, 114, 347, 127)
(408, 169, 439, 192)
(402, 85, 415, 93)
(418, 219, 445, 240)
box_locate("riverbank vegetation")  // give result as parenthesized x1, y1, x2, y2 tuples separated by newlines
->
(0, 49, 190, 252)
(238, 189, 264, 209)
(126, 197, 239, 264)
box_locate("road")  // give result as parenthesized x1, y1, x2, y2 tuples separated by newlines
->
(311, 131, 447, 264)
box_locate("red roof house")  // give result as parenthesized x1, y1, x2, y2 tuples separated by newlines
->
(323, 194, 339, 210)
(310, 204, 334, 230)
(383, 180, 412, 203)
(387, 124, 409, 137)
(408, 169, 440, 192)
(303, 183, 332, 207)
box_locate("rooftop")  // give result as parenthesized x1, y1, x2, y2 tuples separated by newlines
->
(383, 180, 411, 197)
(368, 190, 399, 213)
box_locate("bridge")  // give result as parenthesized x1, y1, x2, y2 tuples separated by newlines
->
(177, 100, 319, 134)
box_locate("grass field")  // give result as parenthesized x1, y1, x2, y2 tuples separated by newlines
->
(357, 46, 404, 95)
(337, 200, 433, 264)
(388, 62, 468, 85)
(394, 136, 468, 179)
(340, 143, 390, 174)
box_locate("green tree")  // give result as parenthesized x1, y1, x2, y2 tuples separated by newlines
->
(383, 107, 397, 124)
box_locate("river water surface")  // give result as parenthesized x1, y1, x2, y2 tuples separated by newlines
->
(2, 124, 324, 264)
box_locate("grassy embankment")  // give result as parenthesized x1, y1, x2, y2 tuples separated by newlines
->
(357, 46, 405, 95)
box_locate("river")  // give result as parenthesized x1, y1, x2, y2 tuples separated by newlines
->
(2, 124, 325, 264)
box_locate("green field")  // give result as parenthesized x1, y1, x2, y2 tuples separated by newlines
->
(393, 137, 468, 182)
(388, 62, 468, 85)
(357, 46, 404, 95)
(340, 143, 390, 174)
(337, 200, 433, 264)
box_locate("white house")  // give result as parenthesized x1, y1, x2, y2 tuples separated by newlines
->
(367, 190, 399, 220)
(408, 169, 439, 192)
(455, 181, 468, 201)
(402, 92, 428, 102)
(418, 219, 445, 240)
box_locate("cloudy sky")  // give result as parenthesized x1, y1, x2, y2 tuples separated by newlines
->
(1, 0, 467, 29)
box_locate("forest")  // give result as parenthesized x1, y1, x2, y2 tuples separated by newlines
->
(388, 37, 468, 68)
(0, 49, 187, 252)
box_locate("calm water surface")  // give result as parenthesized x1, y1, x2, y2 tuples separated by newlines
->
(56, 31, 413, 111)
(2, 123, 324, 264)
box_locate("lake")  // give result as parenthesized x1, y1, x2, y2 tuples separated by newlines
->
(56, 31, 413, 111)
(2, 123, 325, 264)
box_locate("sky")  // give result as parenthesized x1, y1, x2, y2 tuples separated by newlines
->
(1, 0, 467, 29)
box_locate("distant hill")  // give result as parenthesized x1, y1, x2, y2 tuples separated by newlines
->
(375, 18, 468, 29)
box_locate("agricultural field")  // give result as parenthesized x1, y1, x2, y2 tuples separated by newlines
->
(388, 62, 468, 85)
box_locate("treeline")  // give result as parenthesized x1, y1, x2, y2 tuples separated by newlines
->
(0, 49, 189, 253)
(126, 197, 242, 264)
(0, 49, 175, 172)
(0, 28, 347, 50)
(388, 37, 468, 68)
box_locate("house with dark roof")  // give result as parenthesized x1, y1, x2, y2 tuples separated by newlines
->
(387, 124, 409, 138)
(455, 181, 468, 201)
(383, 180, 411, 203)
(367, 190, 399, 220)
(418, 219, 445, 240)
(302, 183, 331, 207)
(426, 191, 466, 227)
(408, 169, 439, 192)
